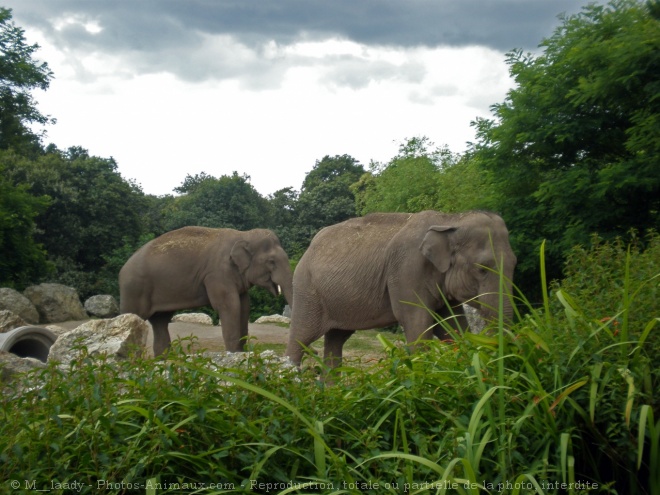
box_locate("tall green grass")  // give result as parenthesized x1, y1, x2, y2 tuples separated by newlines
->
(0, 236, 657, 494)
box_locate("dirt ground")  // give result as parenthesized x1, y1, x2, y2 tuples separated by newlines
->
(43, 319, 291, 353)
(43, 318, 390, 361)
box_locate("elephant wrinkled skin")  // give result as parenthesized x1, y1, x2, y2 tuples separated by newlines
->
(286, 211, 516, 368)
(120, 227, 293, 356)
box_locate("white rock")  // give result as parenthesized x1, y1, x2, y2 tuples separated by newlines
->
(254, 314, 290, 325)
(172, 313, 214, 325)
(48, 314, 149, 365)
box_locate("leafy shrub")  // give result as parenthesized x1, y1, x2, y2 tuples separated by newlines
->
(551, 231, 659, 335)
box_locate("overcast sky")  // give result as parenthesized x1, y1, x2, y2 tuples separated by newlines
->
(8, 1, 583, 197)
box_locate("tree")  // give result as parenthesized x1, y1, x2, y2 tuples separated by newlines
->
(297, 155, 364, 232)
(471, 0, 660, 290)
(267, 187, 298, 227)
(4, 146, 148, 297)
(0, 8, 53, 154)
(265, 187, 309, 257)
(0, 152, 51, 288)
(434, 154, 494, 213)
(355, 137, 460, 215)
(173, 172, 216, 194)
(164, 172, 270, 231)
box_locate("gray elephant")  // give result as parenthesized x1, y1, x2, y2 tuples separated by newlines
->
(285, 210, 516, 367)
(119, 227, 293, 356)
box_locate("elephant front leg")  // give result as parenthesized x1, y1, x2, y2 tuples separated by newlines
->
(215, 293, 246, 352)
(239, 292, 250, 344)
(433, 303, 469, 340)
(395, 304, 437, 351)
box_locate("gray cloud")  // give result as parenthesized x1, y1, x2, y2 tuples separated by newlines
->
(10, 0, 583, 87)
(320, 56, 427, 90)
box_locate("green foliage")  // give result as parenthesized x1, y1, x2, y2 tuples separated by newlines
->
(355, 137, 459, 215)
(164, 172, 270, 231)
(2, 244, 657, 494)
(96, 233, 156, 298)
(0, 155, 52, 288)
(266, 188, 311, 258)
(0, 7, 54, 154)
(297, 155, 364, 232)
(471, 0, 660, 295)
(4, 146, 148, 298)
(248, 286, 288, 322)
(551, 232, 660, 336)
(434, 154, 495, 213)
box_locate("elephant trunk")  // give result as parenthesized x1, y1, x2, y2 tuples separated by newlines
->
(477, 285, 515, 326)
(270, 265, 294, 309)
(279, 276, 294, 309)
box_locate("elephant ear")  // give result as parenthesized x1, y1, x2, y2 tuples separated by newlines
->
(420, 226, 456, 273)
(230, 240, 252, 274)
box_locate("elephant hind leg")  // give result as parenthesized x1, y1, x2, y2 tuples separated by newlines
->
(149, 311, 174, 356)
(324, 329, 355, 370)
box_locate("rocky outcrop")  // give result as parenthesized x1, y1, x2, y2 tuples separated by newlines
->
(0, 310, 28, 333)
(48, 314, 150, 366)
(0, 350, 46, 382)
(23, 283, 88, 323)
(84, 295, 119, 318)
(0, 288, 39, 324)
(172, 313, 213, 325)
(42, 324, 76, 337)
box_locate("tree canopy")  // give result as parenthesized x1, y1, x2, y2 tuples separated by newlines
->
(3, 146, 148, 295)
(164, 172, 270, 232)
(355, 137, 461, 215)
(0, 7, 53, 154)
(471, 0, 660, 285)
(297, 155, 365, 231)
(0, 154, 51, 287)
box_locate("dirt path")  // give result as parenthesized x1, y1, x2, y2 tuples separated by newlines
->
(42, 318, 391, 362)
(43, 319, 290, 353)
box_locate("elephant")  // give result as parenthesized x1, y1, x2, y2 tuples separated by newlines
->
(285, 210, 516, 368)
(119, 226, 293, 356)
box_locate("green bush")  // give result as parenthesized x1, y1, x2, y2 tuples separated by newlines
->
(551, 232, 659, 336)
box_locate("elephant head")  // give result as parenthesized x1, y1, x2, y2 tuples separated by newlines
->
(230, 230, 293, 305)
(420, 213, 517, 324)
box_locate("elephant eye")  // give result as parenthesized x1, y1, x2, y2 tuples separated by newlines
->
(476, 265, 489, 275)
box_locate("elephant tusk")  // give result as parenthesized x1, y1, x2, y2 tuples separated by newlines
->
(277, 285, 282, 296)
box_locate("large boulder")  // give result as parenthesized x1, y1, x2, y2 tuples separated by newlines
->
(23, 283, 87, 323)
(47, 314, 150, 365)
(0, 310, 28, 333)
(0, 288, 39, 324)
(0, 350, 46, 385)
(84, 295, 119, 318)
